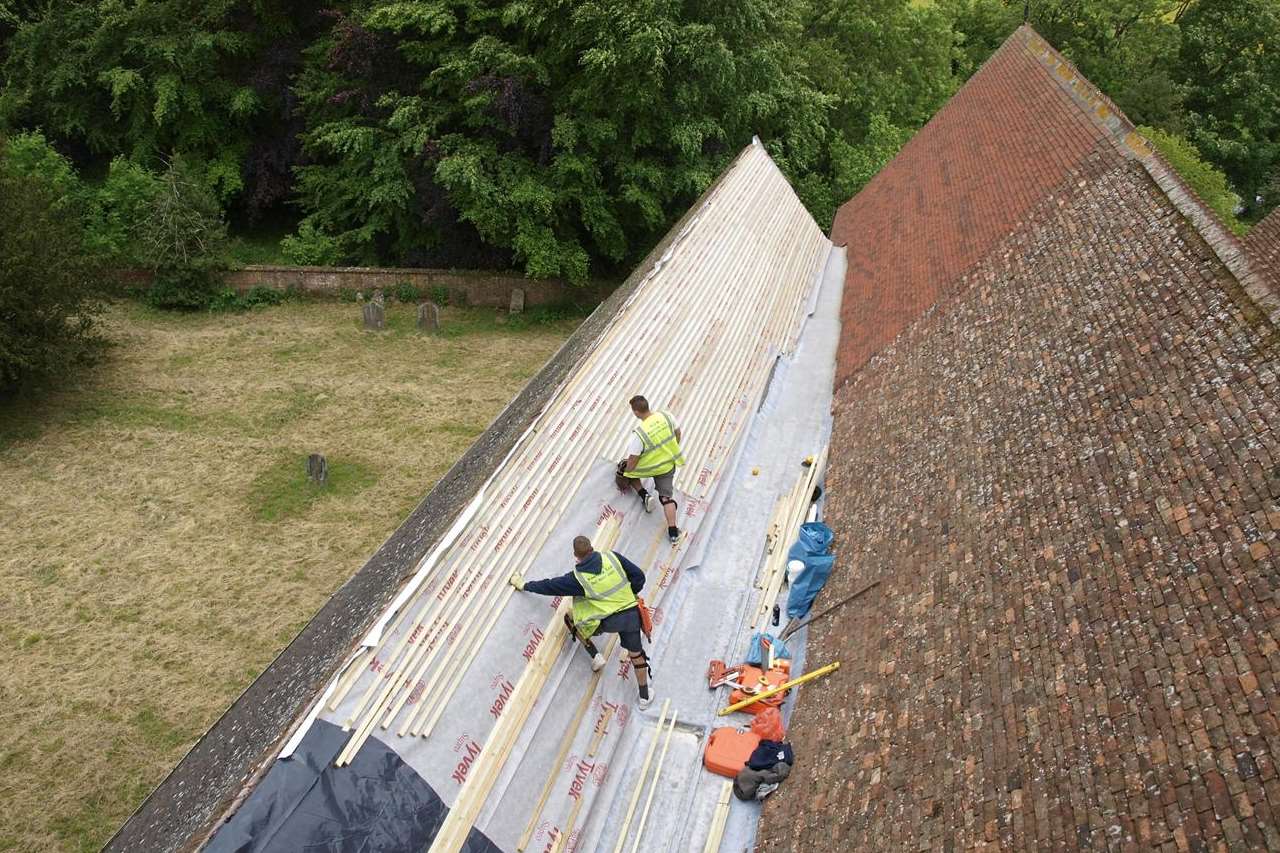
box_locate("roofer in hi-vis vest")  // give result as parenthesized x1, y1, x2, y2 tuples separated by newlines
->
(509, 535, 654, 708)
(615, 395, 685, 544)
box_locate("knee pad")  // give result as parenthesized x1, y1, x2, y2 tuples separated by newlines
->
(629, 650, 649, 671)
(659, 495, 677, 509)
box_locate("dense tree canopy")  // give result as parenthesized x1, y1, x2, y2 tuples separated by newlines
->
(291, 1, 838, 277)
(0, 0, 1276, 279)
(0, 137, 104, 389)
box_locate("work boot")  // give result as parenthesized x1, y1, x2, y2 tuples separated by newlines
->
(638, 683, 653, 710)
(667, 526, 680, 544)
(640, 490, 654, 513)
(591, 651, 606, 672)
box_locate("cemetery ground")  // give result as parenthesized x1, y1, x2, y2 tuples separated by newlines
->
(0, 297, 583, 852)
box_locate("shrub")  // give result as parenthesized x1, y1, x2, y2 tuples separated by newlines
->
(147, 268, 222, 311)
(1139, 126, 1246, 235)
(281, 221, 343, 266)
(0, 131, 82, 204)
(393, 280, 419, 303)
(0, 152, 105, 390)
(138, 157, 230, 310)
(242, 285, 285, 308)
(89, 158, 162, 265)
(207, 285, 286, 313)
(428, 284, 450, 306)
(0, 133, 166, 267)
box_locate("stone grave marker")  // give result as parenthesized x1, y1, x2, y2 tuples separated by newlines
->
(418, 301, 441, 334)
(306, 454, 328, 486)
(362, 300, 385, 330)
(510, 288, 525, 314)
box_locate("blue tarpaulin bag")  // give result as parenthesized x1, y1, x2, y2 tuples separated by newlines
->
(745, 631, 792, 665)
(785, 522, 835, 619)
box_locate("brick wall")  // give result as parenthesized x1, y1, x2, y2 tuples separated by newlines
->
(118, 266, 610, 307)
(760, 154, 1280, 851)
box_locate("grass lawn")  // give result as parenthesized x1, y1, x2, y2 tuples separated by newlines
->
(0, 298, 581, 852)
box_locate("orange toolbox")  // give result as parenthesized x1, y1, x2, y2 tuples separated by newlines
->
(704, 727, 761, 778)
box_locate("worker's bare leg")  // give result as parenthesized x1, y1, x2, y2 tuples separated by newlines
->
(653, 471, 680, 541)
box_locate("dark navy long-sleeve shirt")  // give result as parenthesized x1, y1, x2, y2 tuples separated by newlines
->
(523, 550, 645, 598)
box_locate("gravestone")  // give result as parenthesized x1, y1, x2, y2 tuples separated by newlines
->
(372, 288, 386, 307)
(509, 288, 525, 315)
(306, 454, 328, 486)
(362, 300, 385, 330)
(418, 301, 441, 334)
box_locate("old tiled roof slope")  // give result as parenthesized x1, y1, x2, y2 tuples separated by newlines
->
(831, 25, 1105, 384)
(1247, 207, 1280, 294)
(831, 25, 1279, 386)
(760, 27, 1280, 853)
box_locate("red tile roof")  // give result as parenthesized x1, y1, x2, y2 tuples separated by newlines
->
(761, 25, 1280, 853)
(832, 26, 1119, 385)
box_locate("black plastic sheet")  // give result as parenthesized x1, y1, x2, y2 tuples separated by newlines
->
(207, 720, 501, 853)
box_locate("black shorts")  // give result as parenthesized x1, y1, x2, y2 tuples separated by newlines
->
(596, 606, 644, 653)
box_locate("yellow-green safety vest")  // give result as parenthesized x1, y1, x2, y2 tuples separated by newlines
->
(624, 412, 685, 478)
(571, 551, 637, 638)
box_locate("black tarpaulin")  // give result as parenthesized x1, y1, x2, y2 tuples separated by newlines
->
(206, 720, 501, 853)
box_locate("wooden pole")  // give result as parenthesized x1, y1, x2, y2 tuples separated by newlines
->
(701, 781, 734, 853)
(608, 701, 671, 853)
(547, 703, 616, 853)
(627, 710, 679, 853)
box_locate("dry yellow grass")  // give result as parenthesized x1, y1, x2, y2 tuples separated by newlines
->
(0, 298, 579, 852)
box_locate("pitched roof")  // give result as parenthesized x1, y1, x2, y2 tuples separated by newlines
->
(762, 25, 1280, 852)
(831, 24, 1278, 386)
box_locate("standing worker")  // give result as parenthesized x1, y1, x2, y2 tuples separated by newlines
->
(509, 535, 655, 708)
(616, 395, 684, 543)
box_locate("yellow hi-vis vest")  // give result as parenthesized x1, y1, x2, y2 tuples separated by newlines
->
(571, 551, 637, 638)
(624, 412, 685, 478)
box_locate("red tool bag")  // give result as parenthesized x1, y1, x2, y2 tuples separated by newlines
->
(637, 597, 654, 642)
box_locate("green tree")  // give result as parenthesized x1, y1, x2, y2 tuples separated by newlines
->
(0, 1, 327, 219)
(139, 156, 231, 310)
(1, 130, 163, 265)
(292, 0, 834, 281)
(937, 0, 1022, 78)
(0, 138, 104, 390)
(796, 0, 958, 203)
(1172, 0, 1280, 217)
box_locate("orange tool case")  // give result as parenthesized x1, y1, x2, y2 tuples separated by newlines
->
(704, 727, 761, 778)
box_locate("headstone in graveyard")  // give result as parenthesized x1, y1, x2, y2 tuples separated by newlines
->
(510, 288, 525, 315)
(306, 453, 328, 486)
(418, 301, 441, 334)
(362, 299, 385, 330)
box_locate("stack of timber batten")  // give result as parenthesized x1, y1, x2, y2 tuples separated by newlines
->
(316, 139, 830, 851)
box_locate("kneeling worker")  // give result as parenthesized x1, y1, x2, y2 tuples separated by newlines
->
(617, 395, 685, 543)
(509, 535, 654, 708)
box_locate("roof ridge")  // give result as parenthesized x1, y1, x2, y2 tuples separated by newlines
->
(1020, 25, 1280, 319)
